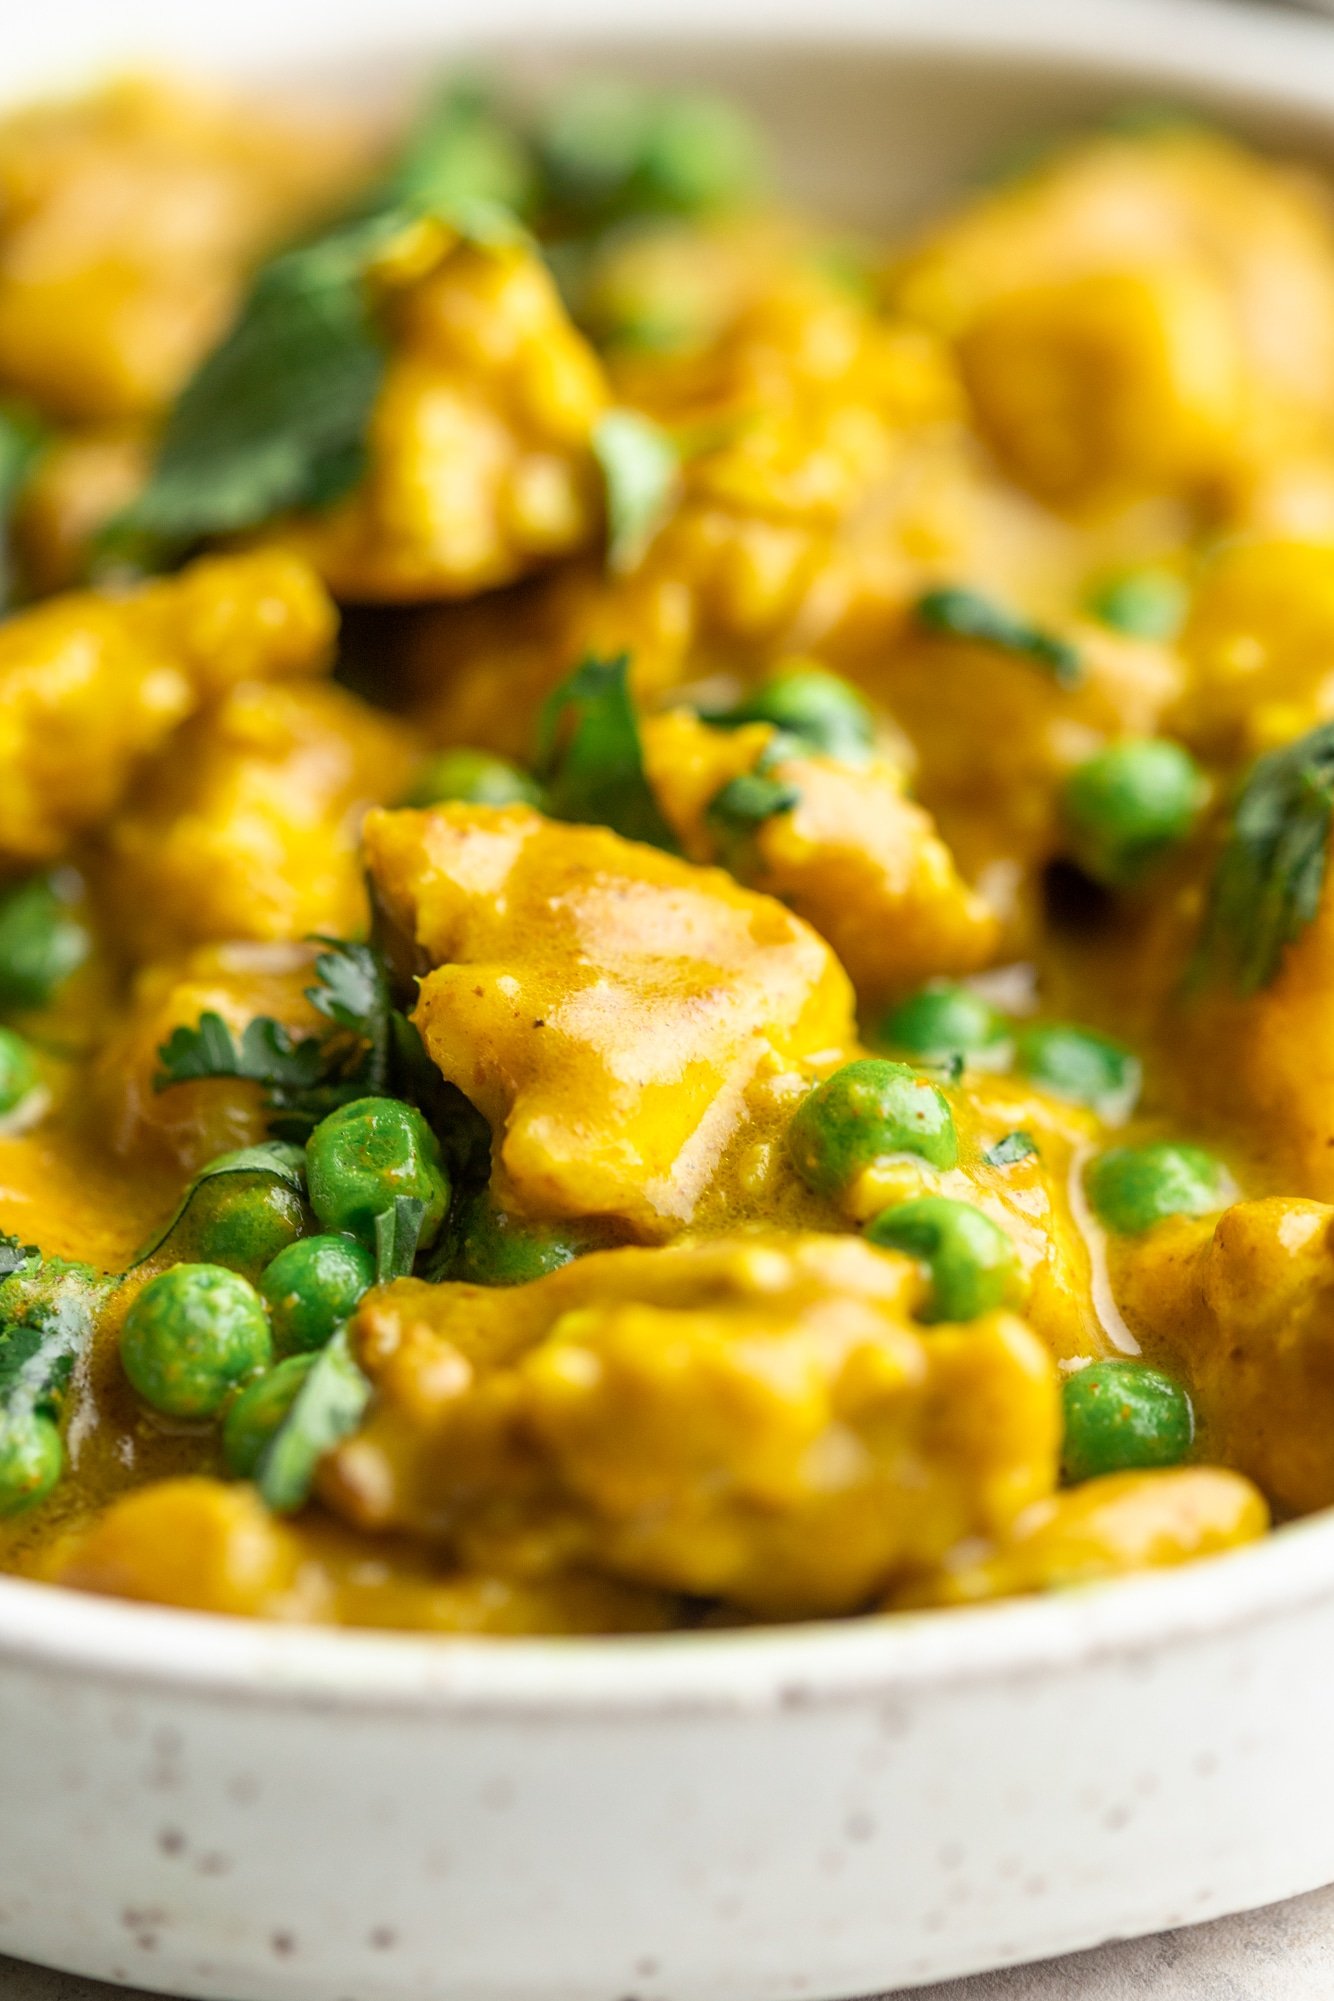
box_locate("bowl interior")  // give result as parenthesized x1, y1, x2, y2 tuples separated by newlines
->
(3, 0, 1334, 1695)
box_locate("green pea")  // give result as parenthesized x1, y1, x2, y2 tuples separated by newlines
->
(636, 94, 765, 215)
(305, 1097, 450, 1251)
(1086, 1142, 1232, 1236)
(0, 1408, 62, 1516)
(400, 749, 543, 811)
(1015, 1023, 1141, 1119)
(879, 982, 1009, 1065)
(538, 80, 656, 209)
(0, 873, 90, 1013)
(1086, 569, 1188, 641)
(0, 1026, 38, 1114)
(789, 1058, 958, 1198)
(867, 1196, 1020, 1323)
(1063, 739, 1204, 886)
(120, 1264, 272, 1420)
(451, 1196, 586, 1287)
(259, 1234, 376, 1354)
(721, 667, 875, 764)
(1061, 1359, 1194, 1483)
(182, 1174, 307, 1281)
(221, 1354, 317, 1479)
(539, 83, 763, 220)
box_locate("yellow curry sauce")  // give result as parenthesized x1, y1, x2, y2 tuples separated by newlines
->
(0, 75, 1330, 1634)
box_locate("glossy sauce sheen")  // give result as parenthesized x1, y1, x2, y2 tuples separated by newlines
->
(1, 75, 1331, 1633)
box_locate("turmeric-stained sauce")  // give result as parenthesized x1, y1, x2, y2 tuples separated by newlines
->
(5, 76, 1334, 1631)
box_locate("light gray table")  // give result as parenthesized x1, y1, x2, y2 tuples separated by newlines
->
(3, 1886, 1333, 2001)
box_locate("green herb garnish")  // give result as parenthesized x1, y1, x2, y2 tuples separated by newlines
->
(1195, 721, 1334, 994)
(255, 1327, 372, 1514)
(915, 587, 1081, 687)
(374, 1194, 429, 1285)
(537, 653, 681, 852)
(1086, 569, 1188, 642)
(0, 403, 46, 610)
(984, 1130, 1039, 1168)
(0, 1240, 114, 1423)
(154, 939, 393, 1141)
(108, 208, 407, 558)
(378, 78, 537, 219)
(592, 409, 680, 572)
(707, 771, 801, 838)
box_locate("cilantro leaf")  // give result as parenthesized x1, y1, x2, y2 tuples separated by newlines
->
(592, 410, 680, 572)
(707, 771, 801, 837)
(984, 1130, 1039, 1168)
(0, 1233, 37, 1280)
(110, 209, 408, 555)
(154, 939, 398, 1141)
(0, 401, 47, 611)
(0, 1250, 115, 1422)
(374, 1194, 428, 1285)
(305, 937, 392, 1091)
(915, 587, 1082, 688)
(1194, 721, 1334, 994)
(379, 78, 537, 219)
(537, 654, 681, 852)
(256, 1327, 372, 1514)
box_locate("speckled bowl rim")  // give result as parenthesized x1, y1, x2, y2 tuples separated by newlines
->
(4, 0, 1334, 1723)
(3, 1512, 1334, 1717)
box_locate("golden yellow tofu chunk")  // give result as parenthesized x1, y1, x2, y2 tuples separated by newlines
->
(96, 681, 415, 962)
(890, 1467, 1268, 1608)
(600, 272, 980, 691)
(1173, 858, 1334, 1201)
(12, 427, 149, 595)
(267, 231, 609, 601)
(1176, 537, 1334, 759)
(365, 803, 854, 1235)
(862, 615, 1183, 887)
(56, 1479, 320, 1619)
(0, 549, 336, 866)
(328, 1234, 1061, 1617)
(893, 127, 1334, 507)
(52, 1478, 675, 1633)
(0, 77, 367, 422)
(643, 706, 999, 1004)
(1116, 1197, 1334, 1518)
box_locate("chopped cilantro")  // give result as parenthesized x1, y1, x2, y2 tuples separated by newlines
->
(593, 409, 680, 572)
(0, 402, 46, 610)
(255, 1327, 372, 1515)
(984, 1131, 1039, 1168)
(537, 654, 681, 852)
(915, 587, 1082, 688)
(154, 939, 393, 1141)
(1194, 721, 1334, 994)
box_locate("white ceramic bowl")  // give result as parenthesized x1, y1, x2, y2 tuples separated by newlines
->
(5, 5, 1334, 1997)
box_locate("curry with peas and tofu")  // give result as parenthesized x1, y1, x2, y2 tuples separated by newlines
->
(1, 74, 1333, 1634)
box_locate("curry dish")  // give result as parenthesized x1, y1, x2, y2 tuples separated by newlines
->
(0, 73, 1332, 1634)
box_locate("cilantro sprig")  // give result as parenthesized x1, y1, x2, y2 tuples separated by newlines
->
(0, 402, 47, 611)
(154, 939, 392, 1142)
(915, 586, 1082, 688)
(255, 1327, 372, 1514)
(537, 654, 681, 852)
(592, 410, 680, 572)
(0, 1237, 115, 1427)
(1194, 721, 1334, 994)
